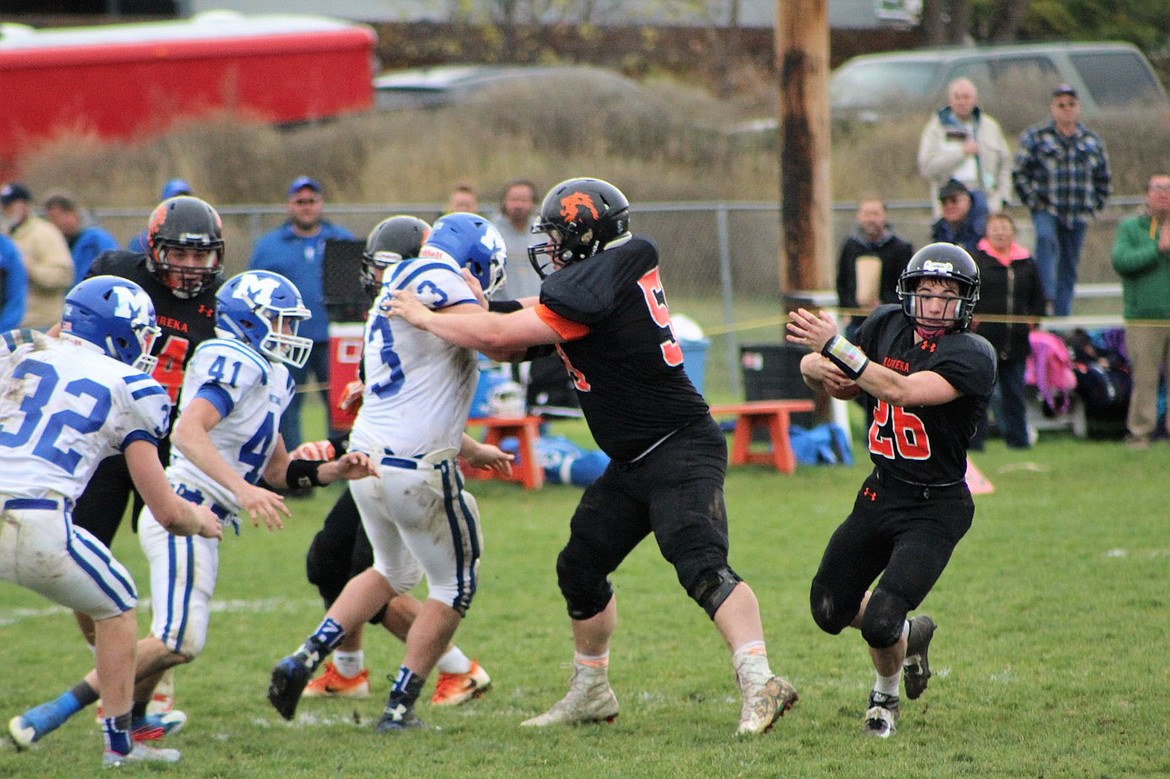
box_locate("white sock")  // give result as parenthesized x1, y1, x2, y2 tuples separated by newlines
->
(574, 651, 609, 671)
(731, 641, 773, 688)
(874, 671, 902, 697)
(435, 647, 471, 675)
(333, 650, 364, 678)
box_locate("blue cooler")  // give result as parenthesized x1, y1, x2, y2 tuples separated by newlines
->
(680, 338, 710, 396)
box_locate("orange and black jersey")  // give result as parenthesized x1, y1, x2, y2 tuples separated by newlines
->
(535, 235, 708, 463)
(855, 305, 996, 486)
(86, 250, 220, 430)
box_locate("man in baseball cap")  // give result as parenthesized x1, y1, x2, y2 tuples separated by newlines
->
(1, 182, 74, 330)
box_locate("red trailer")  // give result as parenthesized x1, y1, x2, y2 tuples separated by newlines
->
(0, 12, 376, 173)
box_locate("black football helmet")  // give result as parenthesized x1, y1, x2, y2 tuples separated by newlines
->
(528, 177, 630, 278)
(897, 242, 981, 332)
(146, 196, 225, 298)
(361, 215, 431, 298)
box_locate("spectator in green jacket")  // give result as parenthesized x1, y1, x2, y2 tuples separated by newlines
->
(1110, 174, 1170, 451)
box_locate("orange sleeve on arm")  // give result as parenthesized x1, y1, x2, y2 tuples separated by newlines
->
(534, 304, 590, 341)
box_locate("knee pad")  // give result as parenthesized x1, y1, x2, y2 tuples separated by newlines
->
(305, 532, 350, 607)
(809, 579, 854, 635)
(859, 588, 910, 649)
(556, 548, 613, 621)
(685, 566, 742, 619)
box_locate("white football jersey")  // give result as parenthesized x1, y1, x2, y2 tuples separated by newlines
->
(0, 330, 170, 501)
(348, 253, 480, 457)
(166, 338, 294, 514)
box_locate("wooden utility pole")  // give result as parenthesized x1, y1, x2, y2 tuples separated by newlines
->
(775, 0, 832, 298)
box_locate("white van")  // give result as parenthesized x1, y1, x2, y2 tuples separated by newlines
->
(831, 42, 1168, 122)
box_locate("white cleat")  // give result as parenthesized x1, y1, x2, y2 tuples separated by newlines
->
(521, 666, 619, 727)
(737, 676, 799, 736)
(102, 743, 181, 768)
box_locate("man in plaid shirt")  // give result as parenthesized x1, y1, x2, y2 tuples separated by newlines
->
(1012, 84, 1111, 317)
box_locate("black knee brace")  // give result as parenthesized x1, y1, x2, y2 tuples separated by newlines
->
(859, 588, 910, 649)
(686, 566, 742, 619)
(556, 548, 613, 621)
(809, 580, 854, 635)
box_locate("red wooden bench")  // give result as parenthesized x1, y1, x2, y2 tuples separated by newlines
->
(709, 400, 816, 474)
(463, 416, 545, 490)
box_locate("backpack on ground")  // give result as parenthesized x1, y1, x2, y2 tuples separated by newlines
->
(1025, 330, 1078, 417)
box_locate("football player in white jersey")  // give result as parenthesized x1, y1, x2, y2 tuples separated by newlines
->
(268, 212, 511, 731)
(4, 276, 222, 768)
(132, 270, 376, 733)
(10, 271, 375, 748)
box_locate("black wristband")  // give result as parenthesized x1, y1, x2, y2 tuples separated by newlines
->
(488, 299, 524, 313)
(285, 459, 324, 490)
(821, 335, 870, 380)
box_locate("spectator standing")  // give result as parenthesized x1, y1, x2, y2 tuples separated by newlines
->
(0, 182, 74, 330)
(493, 179, 541, 300)
(444, 183, 479, 215)
(0, 233, 28, 330)
(971, 213, 1046, 449)
(931, 179, 987, 256)
(835, 196, 914, 340)
(42, 191, 119, 284)
(1110, 174, 1170, 451)
(128, 179, 193, 253)
(248, 176, 355, 449)
(918, 78, 1013, 217)
(1012, 84, 1111, 317)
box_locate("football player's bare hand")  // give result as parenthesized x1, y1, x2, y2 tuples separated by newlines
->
(785, 308, 839, 352)
(387, 289, 430, 327)
(290, 439, 336, 461)
(192, 505, 224, 541)
(465, 442, 514, 476)
(238, 484, 289, 531)
(339, 380, 364, 412)
(461, 268, 489, 309)
(328, 451, 378, 480)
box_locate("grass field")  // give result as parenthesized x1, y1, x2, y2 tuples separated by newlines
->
(1, 408, 1168, 778)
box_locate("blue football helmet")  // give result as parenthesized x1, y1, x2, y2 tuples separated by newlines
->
(61, 275, 161, 373)
(423, 212, 507, 296)
(215, 271, 312, 368)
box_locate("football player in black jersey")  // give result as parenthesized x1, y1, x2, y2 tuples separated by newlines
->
(786, 242, 996, 739)
(62, 196, 224, 738)
(388, 177, 799, 737)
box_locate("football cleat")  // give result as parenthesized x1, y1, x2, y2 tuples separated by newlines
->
(903, 615, 937, 701)
(8, 698, 75, 749)
(521, 666, 619, 727)
(432, 660, 491, 706)
(862, 691, 900, 738)
(268, 656, 311, 720)
(303, 662, 370, 699)
(131, 710, 187, 742)
(736, 676, 799, 736)
(102, 742, 181, 768)
(374, 702, 428, 733)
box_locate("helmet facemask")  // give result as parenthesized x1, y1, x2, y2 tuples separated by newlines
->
(259, 308, 312, 369)
(149, 243, 223, 298)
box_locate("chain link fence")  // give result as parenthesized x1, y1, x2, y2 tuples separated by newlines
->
(93, 197, 1137, 400)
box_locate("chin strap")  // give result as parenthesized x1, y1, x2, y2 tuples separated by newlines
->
(915, 325, 947, 340)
